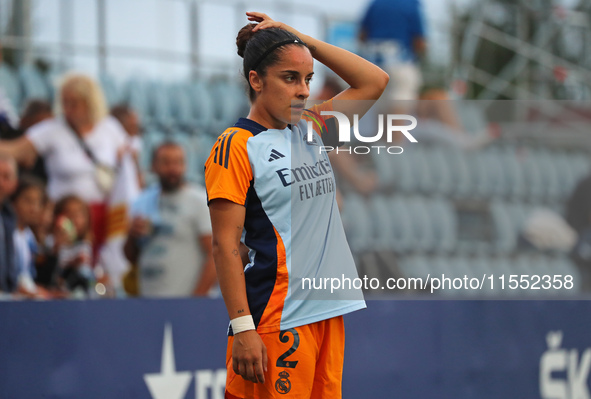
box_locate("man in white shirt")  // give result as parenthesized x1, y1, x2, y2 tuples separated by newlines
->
(123, 142, 216, 297)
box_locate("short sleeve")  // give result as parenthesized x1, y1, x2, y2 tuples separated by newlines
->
(204, 128, 253, 206)
(26, 118, 56, 156)
(189, 186, 212, 236)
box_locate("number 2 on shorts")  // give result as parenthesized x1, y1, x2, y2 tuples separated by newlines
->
(276, 328, 299, 368)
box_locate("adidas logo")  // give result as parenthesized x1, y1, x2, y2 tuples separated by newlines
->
(268, 149, 285, 162)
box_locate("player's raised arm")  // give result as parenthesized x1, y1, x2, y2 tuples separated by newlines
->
(248, 11, 389, 119)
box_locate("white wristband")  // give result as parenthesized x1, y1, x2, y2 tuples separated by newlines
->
(231, 315, 256, 334)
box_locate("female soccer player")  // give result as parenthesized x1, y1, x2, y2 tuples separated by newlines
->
(205, 12, 388, 398)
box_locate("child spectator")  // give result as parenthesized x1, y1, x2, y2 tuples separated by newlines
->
(32, 199, 60, 291)
(10, 177, 50, 298)
(52, 195, 94, 296)
(0, 153, 17, 295)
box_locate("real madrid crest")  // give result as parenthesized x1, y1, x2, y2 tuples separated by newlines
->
(275, 370, 291, 394)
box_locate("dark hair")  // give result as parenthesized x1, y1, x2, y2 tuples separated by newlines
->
(18, 99, 52, 131)
(53, 195, 91, 241)
(236, 23, 308, 101)
(53, 195, 89, 220)
(110, 104, 133, 122)
(10, 176, 46, 204)
(151, 140, 184, 165)
(21, 99, 52, 119)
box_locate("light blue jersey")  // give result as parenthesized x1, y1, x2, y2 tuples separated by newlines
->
(205, 101, 365, 334)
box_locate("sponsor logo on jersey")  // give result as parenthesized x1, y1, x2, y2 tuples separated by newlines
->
(275, 160, 335, 201)
(275, 159, 332, 187)
(268, 149, 285, 162)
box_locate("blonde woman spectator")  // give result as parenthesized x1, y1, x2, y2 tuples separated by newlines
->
(0, 73, 130, 262)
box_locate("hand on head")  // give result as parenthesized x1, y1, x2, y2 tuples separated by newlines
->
(247, 12, 285, 32)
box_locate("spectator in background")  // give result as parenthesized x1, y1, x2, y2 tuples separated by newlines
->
(0, 154, 18, 295)
(359, 0, 426, 103)
(124, 142, 216, 297)
(51, 195, 94, 296)
(10, 177, 50, 298)
(31, 196, 56, 290)
(0, 73, 131, 263)
(110, 104, 141, 144)
(316, 75, 345, 102)
(0, 41, 20, 137)
(19, 100, 53, 134)
(1, 99, 53, 182)
(110, 104, 144, 188)
(566, 172, 591, 291)
(566, 173, 591, 235)
(1, 99, 53, 141)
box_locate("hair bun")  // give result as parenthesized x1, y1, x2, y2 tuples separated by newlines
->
(236, 23, 257, 58)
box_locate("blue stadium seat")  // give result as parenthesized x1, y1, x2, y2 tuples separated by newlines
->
(168, 131, 201, 183)
(426, 198, 447, 253)
(389, 196, 412, 252)
(469, 150, 489, 199)
(389, 149, 416, 193)
(125, 79, 152, 127)
(480, 148, 505, 198)
(99, 74, 122, 107)
(487, 147, 508, 198)
(188, 81, 215, 135)
(456, 102, 487, 136)
(553, 255, 581, 294)
(149, 82, 175, 130)
(470, 255, 497, 296)
(18, 64, 51, 102)
(538, 148, 561, 203)
(490, 201, 517, 254)
(443, 147, 471, 199)
(208, 79, 248, 135)
(169, 84, 197, 133)
(399, 254, 431, 280)
(491, 257, 518, 297)
(428, 147, 454, 196)
(341, 193, 373, 253)
(404, 196, 432, 252)
(415, 147, 435, 194)
(511, 255, 539, 297)
(192, 134, 217, 174)
(438, 256, 472, 297)
(500, 145, 526, 201)
(140, 128, 166, 172)
(437, 198, 457, 253)
(0, 64, 21, 111)
(368, 195, 396, 250)
(371, 151, 397, 189)
(520, 147, 545, 203)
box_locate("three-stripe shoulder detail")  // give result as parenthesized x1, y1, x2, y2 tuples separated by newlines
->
(213, 129, 242, 169)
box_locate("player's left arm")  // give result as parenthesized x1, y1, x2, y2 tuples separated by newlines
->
(249, 12, 389, 120)
(192, 234, 217, 296)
